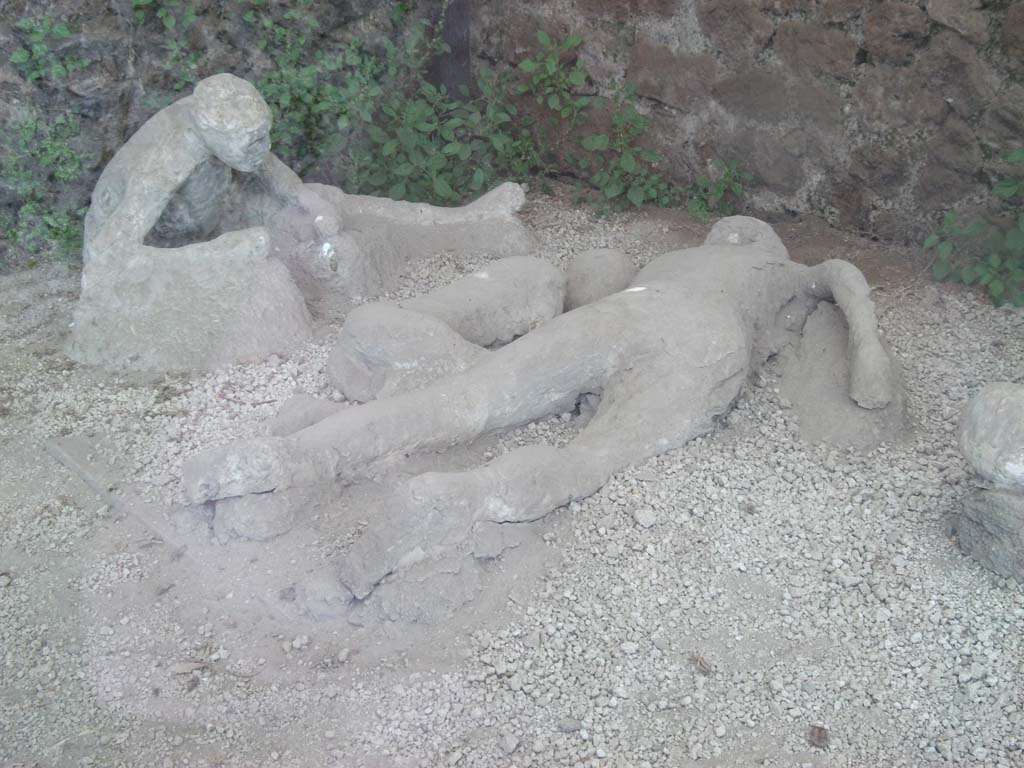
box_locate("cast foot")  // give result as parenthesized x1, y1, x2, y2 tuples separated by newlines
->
(182, 436, 337, 503)
(850, 341, 894, 410)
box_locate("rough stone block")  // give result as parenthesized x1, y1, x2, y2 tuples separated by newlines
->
(959, 382, 1024, 490)
(926, 0, 989, 46)
(952, 489, 1024, 582)
(863, 1, 930, 66)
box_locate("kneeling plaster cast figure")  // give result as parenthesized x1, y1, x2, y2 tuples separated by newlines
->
(182, 217, 898, 599)
(70, 73, 529, 371)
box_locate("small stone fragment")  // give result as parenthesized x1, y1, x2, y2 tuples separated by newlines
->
(808, 724, 830, 749)
(632, 508, 658, 528)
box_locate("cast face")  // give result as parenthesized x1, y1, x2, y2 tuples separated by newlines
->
(203, 126, 272, 173)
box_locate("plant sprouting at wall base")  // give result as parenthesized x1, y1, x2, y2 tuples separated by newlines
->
(574, 86, 680, 211)
(516, 31, 591, 124)
(1, 114, 86, 260)
(687, 159, 753, 221)
(9, 17, 87, 83)
(925, 149, 1024, 307)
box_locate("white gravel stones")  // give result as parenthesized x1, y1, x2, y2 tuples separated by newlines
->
(632, 507, 658, 528)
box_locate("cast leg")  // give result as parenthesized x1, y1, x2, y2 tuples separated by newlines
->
(338, 354, 749, 596)
(182, 298, 644, 503)
(803, 259, 893, 408)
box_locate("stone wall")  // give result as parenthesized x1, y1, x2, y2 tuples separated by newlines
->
(475, 0, 1023, 242)
(1, 0, 1019, 260)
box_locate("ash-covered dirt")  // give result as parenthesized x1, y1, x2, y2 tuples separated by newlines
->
(1, 193, 1023, 768)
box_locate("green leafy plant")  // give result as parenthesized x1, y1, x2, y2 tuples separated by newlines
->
(245, 0, 364, 170)
(243, 10, 681, 210)
(161, 38, 201, 90)
(132, 0, 197, 31)
(9, 17, 86, 82)
(1, 113, 86, 260)
(130, 1, 200, 91)
(687, 158, 753, 220)
(575, 87, 679, 210)
(348, 75, 537, 204)
(925, 149, 1024, 306)
(515, 31, 590, 124)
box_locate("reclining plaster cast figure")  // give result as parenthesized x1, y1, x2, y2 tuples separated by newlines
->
(70, 73, 529, 371)
(183, 217, 897, 598)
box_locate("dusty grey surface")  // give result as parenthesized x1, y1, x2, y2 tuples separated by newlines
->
(779, 302, 908, 450)
(2, 192, 1024, 768)
(564, 248, 637, 311)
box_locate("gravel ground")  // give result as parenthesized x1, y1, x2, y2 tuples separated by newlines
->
(1, 193, 1023, 768)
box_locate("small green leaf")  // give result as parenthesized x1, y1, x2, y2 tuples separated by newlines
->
(993, 180, 1020, 199)
(1006, 227, 1024, 254)
(627, 185, 645, 208)
(50, 62, 67, 79)
(547, 93, 561, 110)
(565, 34, 583, 49)
(932, 259, 952, 280)
(619, 152, 637, 173)
(1006, 148, 1024, 163)
(517, 59, 538, 73)
(582, 134, 609, 151)
(433, 176, 454, 198)
(988, 252, 1003, 269)
(568, 69, 586, 86)
(388, 181, 406, 200)
(10, 48, 30, 65)
(471, 168, 485, 190)
(923, 234, 940, 249)
(937, 241, 954, 259)
(536, 29, 552, 47)
(989, 279, 1005, 298)
(603, 180, 624, 199)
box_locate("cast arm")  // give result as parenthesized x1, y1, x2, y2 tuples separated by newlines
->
(801, 259, 894, 409)
(258, 152, 340, 237)
(88, 166, 271, 272)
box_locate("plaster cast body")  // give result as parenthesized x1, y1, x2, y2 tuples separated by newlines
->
(70, 73, 530, 371)
(182, 217, 897, 597)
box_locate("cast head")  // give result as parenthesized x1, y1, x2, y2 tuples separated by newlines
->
(190, 74, 273, 173)
(705, 216, 790, 261)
